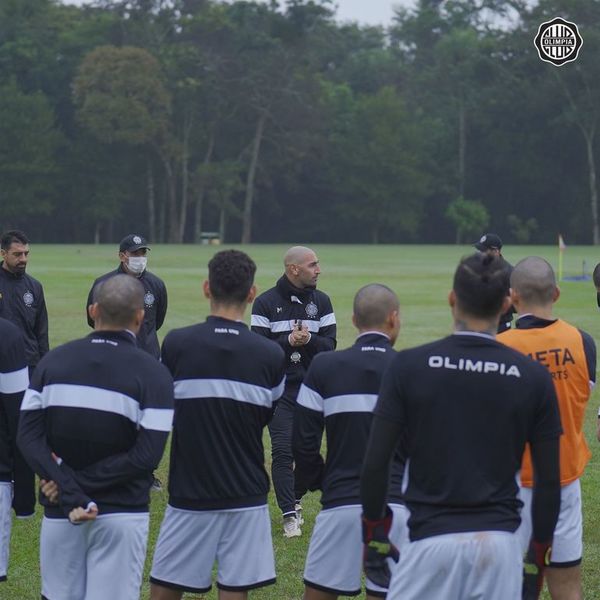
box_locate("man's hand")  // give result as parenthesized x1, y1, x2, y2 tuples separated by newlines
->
(69, 502, 98, 525)
(288, 325, 311, 347)
(40, 479, 59, 504)
(522, 539, 551, 600)
(362, 507, 400, 588)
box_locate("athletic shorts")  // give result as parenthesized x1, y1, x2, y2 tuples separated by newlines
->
(150, 504, 275, 593)
(387, 530, 522, 600)
(0, 483, 12, 581)
(517, 479, 582, 567)
(40, 512, 149, 600)
(303, 503, 408, 598)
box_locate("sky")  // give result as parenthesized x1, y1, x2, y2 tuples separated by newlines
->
(60, 0, 417, 27)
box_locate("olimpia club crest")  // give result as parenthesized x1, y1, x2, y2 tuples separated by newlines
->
(305, 301, 318, 318)
(144, 291, 155, 307)
(133, 235, 143, 244)
(534, 17, 582, 66)
(23, 291, 34, 307)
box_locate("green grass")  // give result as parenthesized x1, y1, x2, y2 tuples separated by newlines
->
(4, 243, 600, 599)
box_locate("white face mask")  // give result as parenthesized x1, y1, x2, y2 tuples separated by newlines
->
(127, 256, 147, 275)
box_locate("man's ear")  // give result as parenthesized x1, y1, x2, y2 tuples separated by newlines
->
(88, 303, 99, 323)
(553, 286, 560, 303)
(247, 284, 257, 304)
(448, 289, 456, 308)
(203, 280, 211, 299)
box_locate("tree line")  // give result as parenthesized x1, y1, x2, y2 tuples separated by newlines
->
(1, 0, 599, 245)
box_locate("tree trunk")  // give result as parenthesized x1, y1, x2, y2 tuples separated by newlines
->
(194, 133, 215, 243)
(584, 132, 600, 244)
(458, 93, 466, 197)
(178, 110, 193, 243)
(94, 222, 100, 244)
(241, 112, 267, 244)
(219, 205, 226, 243)
(147, 159, 156, 241)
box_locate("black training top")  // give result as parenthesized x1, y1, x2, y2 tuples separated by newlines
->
(17, 330, 174, 518)
(251, 275, 336, 389)
(0, 264, 49, 367)
(293, 332, 404, 509)
(0, 318, 29, 482)
(86, 265, 168, 359)
(371, 332, 561, 541)
(162, 316, 286, 510)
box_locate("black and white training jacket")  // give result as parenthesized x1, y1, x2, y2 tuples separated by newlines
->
(17, 330, 174, 518)
(251, 275, 336, 389)
(162, 316, 286, 511)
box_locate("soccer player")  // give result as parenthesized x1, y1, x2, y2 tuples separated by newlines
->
(500, 256, 596, 600)
(251, 246, 336, 537)
(149, 249, 286, 600)
(86, 233, 167, 359)
(0, 229, 48, 518)
(0, 318, 29, 583)
(293, 283, 406, 600)
(474, 232, 514, 332)
(361, 253, 561, 600)
(17, 274, 174, 600)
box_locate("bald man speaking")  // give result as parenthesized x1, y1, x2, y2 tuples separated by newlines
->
(252, 246, 336, 538)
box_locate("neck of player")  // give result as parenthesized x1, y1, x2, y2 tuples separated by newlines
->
(210, 302, 246, 323)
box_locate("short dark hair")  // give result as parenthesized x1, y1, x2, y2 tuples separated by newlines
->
(93, 274, 144, 328)
(453, 253, 509, 319)
(1, 230, 29, 250)
(208, 250, 256, 305)
(593, 263, 600, 288)
(353, 284, 399, 329)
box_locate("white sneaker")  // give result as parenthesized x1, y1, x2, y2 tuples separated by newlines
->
(283, 515, 302, 538)
(295, 503, 304, 526)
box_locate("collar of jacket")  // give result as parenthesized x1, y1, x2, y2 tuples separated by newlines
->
(0, 262, 24, 280)
(276, 275, 315, 303)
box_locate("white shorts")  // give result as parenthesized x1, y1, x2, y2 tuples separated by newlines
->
(387, 531, 522, 600)
(40, 512, 149, 600)
(150, 504, 275, 593)
(517, 479, 582, 566)
(0, 483, 12, 581)
(303, 503, 408, 597)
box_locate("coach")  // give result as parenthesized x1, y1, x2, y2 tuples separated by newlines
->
(293, 284, 406, 599)
(361, 253, 561, 600)
(0, 229, 48, 518)
(18, 275, 174, 600)
(86, 233, 167, 359)
(251, 246, 336, 537)
(0, 318, 29, 583)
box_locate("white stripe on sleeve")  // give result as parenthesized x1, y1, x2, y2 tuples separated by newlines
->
(0, 367, 29, 394)
(297, 384, 324, 413)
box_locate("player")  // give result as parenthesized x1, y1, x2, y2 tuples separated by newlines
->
(499, 256, 596, 600)
(0, 318, 29, 583)
(474, 232, 514, 332)
(361, 253, 561, 600)
(149, 250, 286, 600)
(0, 229, 48, 518)
(17, 274, 174, 600)
(86, 233, 167, 359)
(293, 283, 406, 600)
(251, 245, 336, 537)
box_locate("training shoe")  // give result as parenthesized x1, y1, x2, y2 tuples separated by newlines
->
(283, 515, 302, 538)
(295, 503, 304, 526)
(151, 476, 163, 492)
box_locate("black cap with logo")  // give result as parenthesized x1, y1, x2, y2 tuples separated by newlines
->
(474, 233, 503, 252)
(119, 234, 150, 253)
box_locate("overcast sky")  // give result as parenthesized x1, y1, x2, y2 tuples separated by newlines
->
(59, 0, 417, 27)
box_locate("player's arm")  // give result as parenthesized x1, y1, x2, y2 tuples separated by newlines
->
(155, 281, 168, 331)
(70, 375, 174, 492)
(17, 389, 93, 516)
(292, 380, 325, 491)
(305, 298, 337, 352)
(34, 286, 49, 357)
(251, 296, 296, 351)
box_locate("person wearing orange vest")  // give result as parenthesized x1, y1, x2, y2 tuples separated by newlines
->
(499, 256, 596, 600)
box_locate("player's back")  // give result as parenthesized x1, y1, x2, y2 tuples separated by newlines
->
(162, 316, 285, 510)
(376, 332, 560, 541)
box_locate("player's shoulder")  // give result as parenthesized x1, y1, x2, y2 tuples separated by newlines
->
(247, 326, 285, 359)
(163, 322, 204, 347)
(313, 288, 333, 305)
(91, 268, 120, 287)
(142, 269, 166, 287)
(22, 271, 44, 289)
(253, 284, 279, 304)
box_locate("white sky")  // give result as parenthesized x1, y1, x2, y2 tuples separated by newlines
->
(59, 0, 417, 27)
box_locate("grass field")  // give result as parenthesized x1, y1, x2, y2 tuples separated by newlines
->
(4, 243, 600, 599)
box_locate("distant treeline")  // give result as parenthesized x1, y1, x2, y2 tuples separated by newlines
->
(1, 0, 599, 244)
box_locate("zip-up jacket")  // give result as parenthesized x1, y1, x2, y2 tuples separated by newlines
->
(0, 264, 48, 367)
(17, 330, 174, 518)
(86, 265, 168, 359)
(251, 275, 336, 388)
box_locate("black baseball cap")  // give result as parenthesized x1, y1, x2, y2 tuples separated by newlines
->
(474, 233, 503, 252)
(119, 234, 150, 253)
